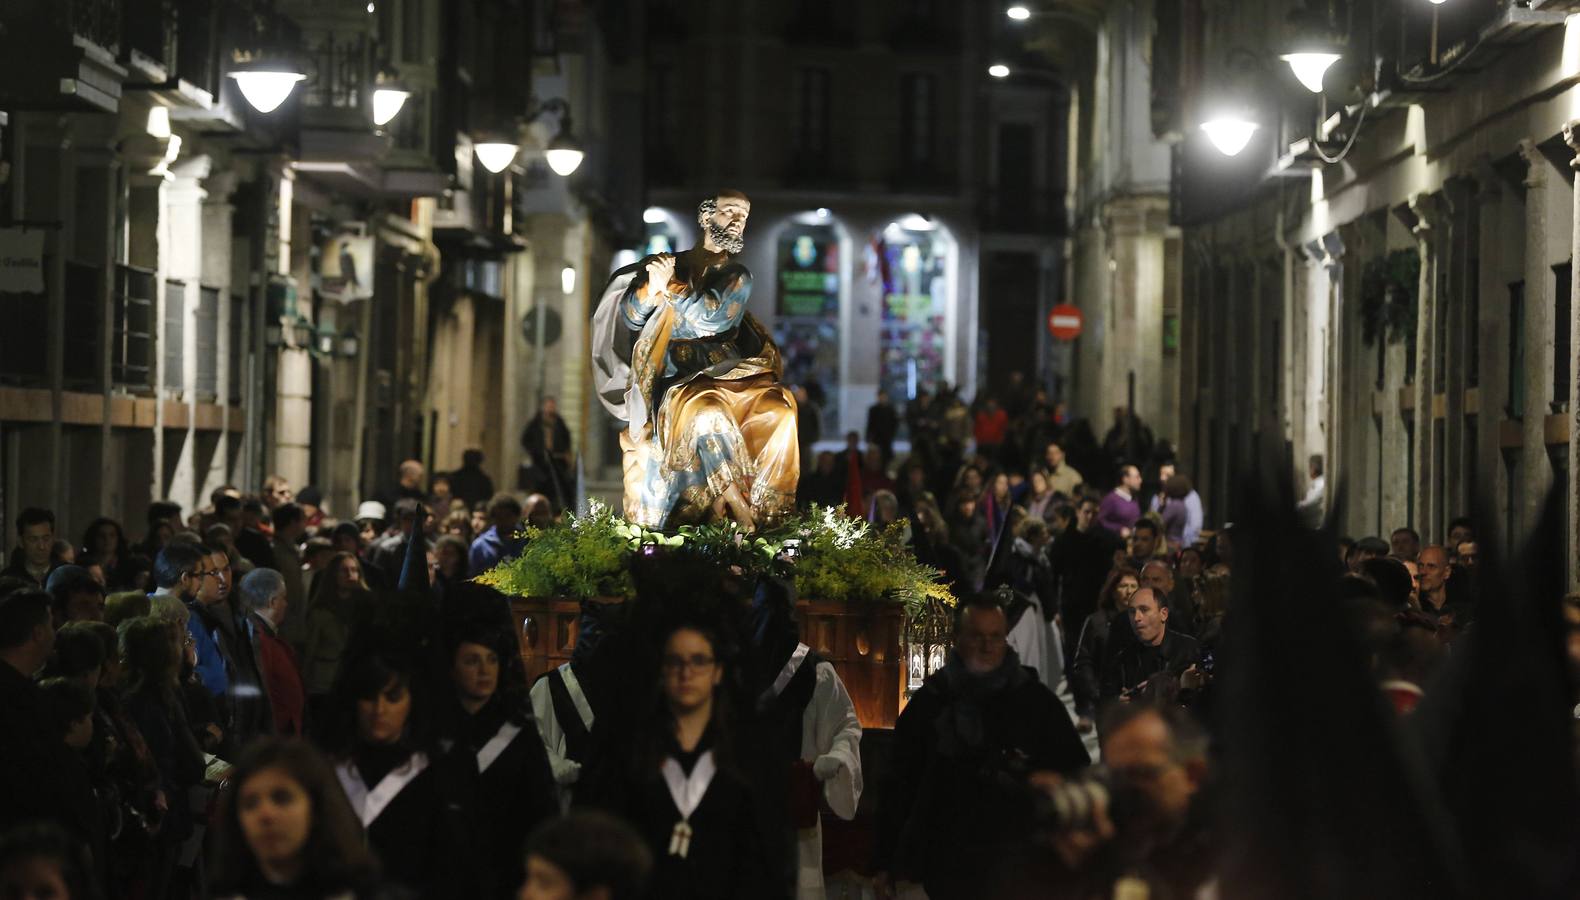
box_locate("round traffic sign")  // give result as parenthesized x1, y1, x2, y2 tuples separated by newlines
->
(1047, 304, 1083, 341)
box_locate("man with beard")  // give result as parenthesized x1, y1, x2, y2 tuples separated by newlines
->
(591, 191, 799, 530)
(876, 595, 1088, 900)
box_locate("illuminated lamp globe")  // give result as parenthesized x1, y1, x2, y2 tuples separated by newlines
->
(372, 87, 410, 126)
(1007, 6, 1031, 20)
(544, 135, 585, 177)
(988, 64, 1011, 78)
(475, 142, 520, 174)
(1280, 52, 1341, 93)
(1200, 116, 1259, 157)
(643, 207, 667, 224)
(230, 69, 306, 114)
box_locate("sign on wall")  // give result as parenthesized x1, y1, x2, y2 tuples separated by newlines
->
(317, 234, 375, 302)
(0, 228, 45, 294)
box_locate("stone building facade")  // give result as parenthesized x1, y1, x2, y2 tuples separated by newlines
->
(1061, 0, 1580, 584)
(0, 0, 630, 550)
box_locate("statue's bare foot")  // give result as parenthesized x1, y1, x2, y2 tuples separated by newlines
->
(721, 484, 756, 532)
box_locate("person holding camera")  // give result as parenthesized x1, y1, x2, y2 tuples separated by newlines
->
(1099, 588, 1202, 705)
(1008, 703, 1214, 900)
(875, 594, 1089, 899)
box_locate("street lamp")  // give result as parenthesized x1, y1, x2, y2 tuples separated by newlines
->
(1281, 51, 1340, 93)
(1006, 5, 1031, 20)
(1201, 115, 1259, 156)
(544, 133, 585, 177)
(530, 97, 585, 177)
(475, 141, 520, 174)
(1280, 6, 1343, 94)
(338, 329, 361, 358)
(290, 316, 315, 350)
(988, 63, 1011, 78)
(371, 69, 410, 126)
(229, 54, 306, 114)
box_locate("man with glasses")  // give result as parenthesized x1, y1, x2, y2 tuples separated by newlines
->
(876, 594, 1088, 899)
(206, 544, 274, 749)
(153, 541, 239, 740)
(1034, 703, 1214, 898)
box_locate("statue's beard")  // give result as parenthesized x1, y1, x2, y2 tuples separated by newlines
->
(705, 219, 745, 255)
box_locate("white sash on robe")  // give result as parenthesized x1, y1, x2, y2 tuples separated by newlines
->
(335, 753, 430, 827)
(659, 749, 717, 858)
(476, 721, 523, 773)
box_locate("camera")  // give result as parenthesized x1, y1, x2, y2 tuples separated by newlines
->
(1033, 767, 1144, 833)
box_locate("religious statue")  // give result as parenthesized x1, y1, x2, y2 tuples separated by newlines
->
(592, 190, 800, 530)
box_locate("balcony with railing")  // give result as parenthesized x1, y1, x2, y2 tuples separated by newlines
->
(118, 0, 225, 100)
(0, 0, 128, 112)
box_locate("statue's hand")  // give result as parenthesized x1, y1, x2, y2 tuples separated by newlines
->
(645, 254, 676, 298)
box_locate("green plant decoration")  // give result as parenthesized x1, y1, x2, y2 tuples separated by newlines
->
(474, 500, 634, 599)
(477, 501, 955, 618)
(1359, 249, 1420, 347)
(790, 506, 956, 618)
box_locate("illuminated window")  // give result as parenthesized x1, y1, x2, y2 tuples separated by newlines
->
(775, 224, 842, 434)
(877, 221, 952, 403)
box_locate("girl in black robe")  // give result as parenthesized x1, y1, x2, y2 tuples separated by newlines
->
(440, 622, 559, 899)
(579, 619, 774, 900)
(319, 651, 479, 899)
(208, 737, 399, 899)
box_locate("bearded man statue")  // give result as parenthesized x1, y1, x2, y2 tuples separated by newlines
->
(591, 190, 800, 530)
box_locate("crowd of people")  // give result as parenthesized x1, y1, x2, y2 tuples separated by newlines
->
(1, 378, 1577, 900)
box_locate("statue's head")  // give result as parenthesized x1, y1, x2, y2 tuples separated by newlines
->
(698, 190, 751, 254)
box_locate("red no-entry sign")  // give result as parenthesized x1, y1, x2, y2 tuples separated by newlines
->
(1047, 304, 1083, 341)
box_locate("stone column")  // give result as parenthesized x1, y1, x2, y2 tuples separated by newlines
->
(1407, 192, 1446, 538)
(1471, 157, 1513, 551)
(1299, 233, 1343, 506)
(1563, 121, 1580, 590)
(1101, 195, 1172, 433)
(1518, 139, 1555, 544)
(164, 156, 211, 515)
(201, 168, 238, 506)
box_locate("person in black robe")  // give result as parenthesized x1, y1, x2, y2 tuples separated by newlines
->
(320, 651, 479, 899)
(876, 594, 1089, 900)
(441, 622, 559, 899)
(208, 737, 401, 900)
(579, 619, 774, 900)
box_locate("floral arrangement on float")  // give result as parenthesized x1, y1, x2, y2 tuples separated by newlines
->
(475, 500, 955, 619)
(475, 501, 955, 727)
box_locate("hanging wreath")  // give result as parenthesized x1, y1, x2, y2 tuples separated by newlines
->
(1359, 249, 1420, 346)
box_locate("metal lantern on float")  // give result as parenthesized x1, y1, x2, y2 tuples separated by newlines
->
(904, 593, 955, 696)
